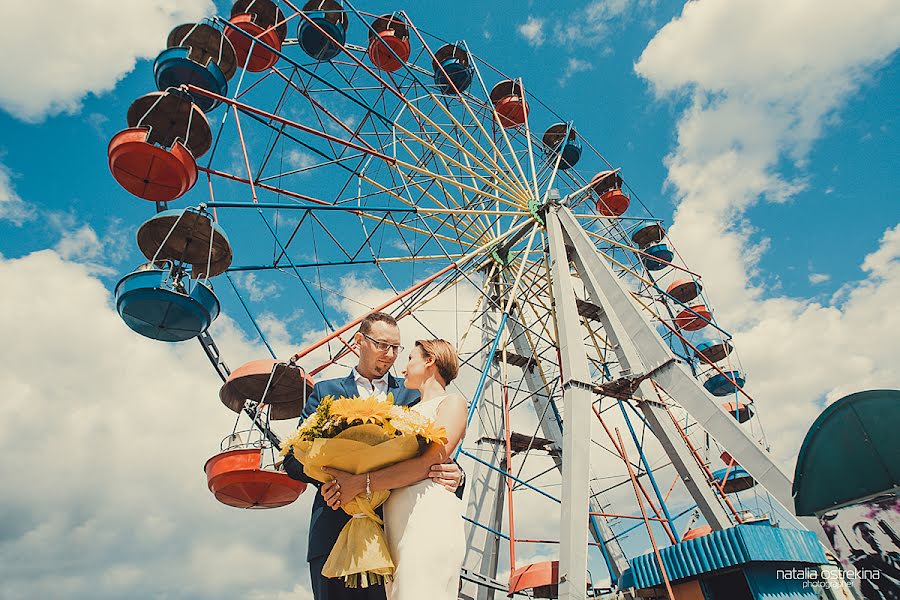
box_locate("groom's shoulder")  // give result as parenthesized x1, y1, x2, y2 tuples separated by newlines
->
(312, 375, 349, 393)
(389, 376, 420, 405)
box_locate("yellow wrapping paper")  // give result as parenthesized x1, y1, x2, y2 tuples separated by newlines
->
(289, 423, 422, 588)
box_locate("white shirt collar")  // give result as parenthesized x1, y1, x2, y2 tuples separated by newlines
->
(352, 367, 389, 398)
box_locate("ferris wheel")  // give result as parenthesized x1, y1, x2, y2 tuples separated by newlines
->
(108, 1, 829, 598)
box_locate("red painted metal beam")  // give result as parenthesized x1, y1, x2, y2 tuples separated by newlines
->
(185, 84, 396, 165)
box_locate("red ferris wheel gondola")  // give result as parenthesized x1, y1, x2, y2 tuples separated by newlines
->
(107, 91, 211, 202)
(225, 0, 288, 72)
(205, 359, 315, 509)
(490, 79, 528, 128)
(367, 13, 411, 72)
(205, 447, 307, 509)
(591, 170, 629, 217)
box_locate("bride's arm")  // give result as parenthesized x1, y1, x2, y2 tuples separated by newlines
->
(321, 395, 467, 506)
(370, 394, 467, 492)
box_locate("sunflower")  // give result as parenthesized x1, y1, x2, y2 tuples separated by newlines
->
(419, 421, 448, 445)
(330, 395, 394, 426)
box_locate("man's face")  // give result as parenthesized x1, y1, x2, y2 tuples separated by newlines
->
(355, 321, 402, 378)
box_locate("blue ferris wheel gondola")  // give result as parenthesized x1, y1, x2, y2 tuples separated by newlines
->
(631, 221, 666, 249)
(642, 243, 673, 271)
(704, 370, 746, 396)
(432, 43, 473, 95)
(542, 123, 581, 170)
(115, 263, 221, 342)
(153, 23, 236, 113)
(695, 340, 732, 363)
(559, 142, 582, 170)
(435, 57, 474, 94)
(298, 0, 348, 61)
(711, 465, 756, 494)
(154, 47, 228, 112)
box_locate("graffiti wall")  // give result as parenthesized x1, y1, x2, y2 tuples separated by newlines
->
(820, 496, 900, 599)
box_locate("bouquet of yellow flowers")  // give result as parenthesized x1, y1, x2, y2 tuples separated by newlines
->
(280, 393, 447, 588)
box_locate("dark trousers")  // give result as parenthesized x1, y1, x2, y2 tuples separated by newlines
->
(309, 556, 387, 600)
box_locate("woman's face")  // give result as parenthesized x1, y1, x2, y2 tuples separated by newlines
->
(401, 345, 431, 389)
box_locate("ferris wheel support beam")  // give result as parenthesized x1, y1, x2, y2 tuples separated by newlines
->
(505, 311, 631, 586)
(550, 202, 733, 530)
(461, 274, 508, 600)
(546, 210, 593, 600)
(196, 331, 285, 451)
(552, 204, 832, 549)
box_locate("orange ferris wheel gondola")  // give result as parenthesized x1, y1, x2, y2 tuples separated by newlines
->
(205, 448, 307, 509)
(107, 91, 211, 202)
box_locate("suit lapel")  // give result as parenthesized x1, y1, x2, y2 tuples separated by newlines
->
(387, 374, 403, 403)
(340, 373, 357, 399)
(388, 374, 419, 406)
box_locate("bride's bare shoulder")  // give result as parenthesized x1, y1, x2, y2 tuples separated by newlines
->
(440, 393, 468, 411)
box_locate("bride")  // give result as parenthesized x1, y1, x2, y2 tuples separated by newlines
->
(322, 339, 467, 599)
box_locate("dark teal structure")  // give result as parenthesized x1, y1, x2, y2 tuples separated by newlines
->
(793, 389, 900, 516)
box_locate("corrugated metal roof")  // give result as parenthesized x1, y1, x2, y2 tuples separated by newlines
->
(619, 524, 826, 589)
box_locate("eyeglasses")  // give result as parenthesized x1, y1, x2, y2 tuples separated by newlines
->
(361, 332, 404, 354)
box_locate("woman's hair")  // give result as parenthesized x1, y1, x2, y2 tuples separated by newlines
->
(415, 339, 459, 384)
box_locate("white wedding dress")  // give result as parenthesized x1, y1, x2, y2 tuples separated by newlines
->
(383, 394, 465, 600)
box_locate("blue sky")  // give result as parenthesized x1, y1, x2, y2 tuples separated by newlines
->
(0, 0, 898, 598)
(2, 0, 896, 296)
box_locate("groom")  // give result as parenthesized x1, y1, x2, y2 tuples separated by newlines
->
(283, 312, 465, 600)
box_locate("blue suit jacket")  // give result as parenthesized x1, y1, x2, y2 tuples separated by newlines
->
(282, 373, 421, 562)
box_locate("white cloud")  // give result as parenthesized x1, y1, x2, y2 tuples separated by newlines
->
(86, 112, 110, 139)
(55, 224, 103, 262)
(634, 0, 900, 319)
(0, 0, 214, 122)
(554, 0, 633, 46)
(0, 161, 33, 224)
(639, 0, 900, 103)
(515, 1, 648, 54)
(518, 16, 547, 48)
(733, 225, 900, 464)
(559, 58, 595, 86)
(0, 249, 318, 599)
(234, 271, 281, 302)
(634, 0, 900, 469)
(46, 213, 131, 274)
(808, 272, 830, 285)
(248, 584, 316, 600)
(862, 223, 900, 277)
(287, 150, 317, 172)
(301, 272, 486, 380)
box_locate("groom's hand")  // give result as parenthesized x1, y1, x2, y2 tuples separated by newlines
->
(429, 461, 463, 493)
